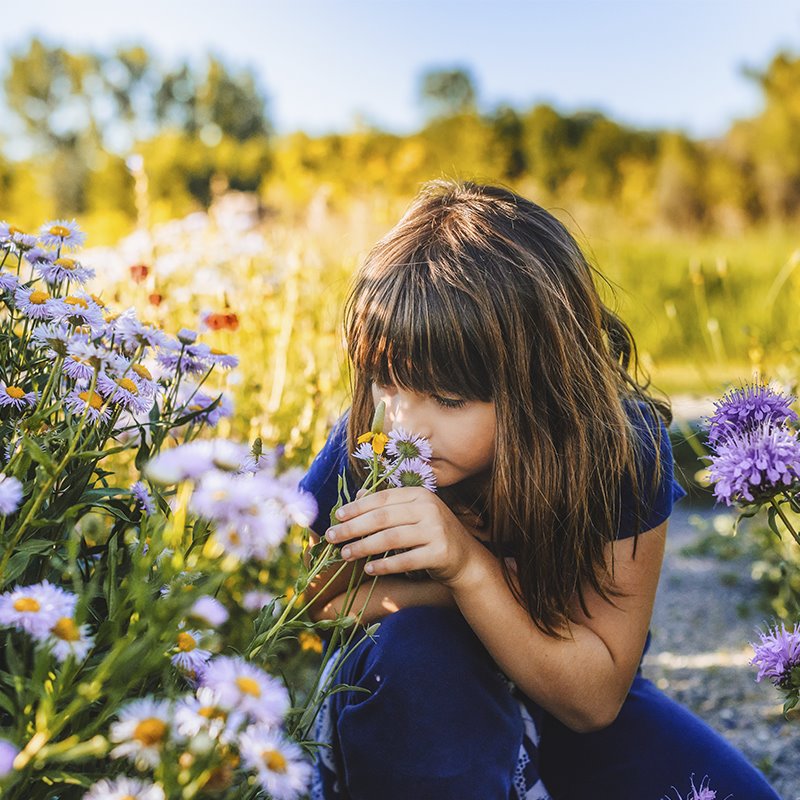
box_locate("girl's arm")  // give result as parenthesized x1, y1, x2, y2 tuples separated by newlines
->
(309, 573, 457, 624)
(449, 519, 667, 734)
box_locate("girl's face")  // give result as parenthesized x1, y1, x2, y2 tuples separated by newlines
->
(370, 381, 497, 488)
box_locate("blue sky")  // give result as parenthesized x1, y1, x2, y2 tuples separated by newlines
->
(4, 0, 800, 140)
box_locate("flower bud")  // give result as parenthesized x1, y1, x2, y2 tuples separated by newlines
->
(371, 400, 386, 434)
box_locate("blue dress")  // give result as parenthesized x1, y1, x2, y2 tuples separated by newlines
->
(300, 405, 781, 800)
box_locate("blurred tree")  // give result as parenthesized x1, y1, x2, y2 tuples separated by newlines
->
(489, 105, 527, 180)
(653, 132, 709, 231)
(419, 67, 478, 118)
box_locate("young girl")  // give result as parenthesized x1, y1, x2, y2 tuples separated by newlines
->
(299, 181, 780, 800)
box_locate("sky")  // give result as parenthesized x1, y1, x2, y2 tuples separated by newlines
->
(3, 0, 800, 142)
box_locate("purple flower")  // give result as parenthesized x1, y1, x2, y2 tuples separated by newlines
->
(0, 473, 23, 515)
(0, 738, 18, 777)
(705, 420, 800, 505)
(130, 480, 155, 515)
(663, 775, 721, 800)
(386, 427, 433, 462)
(750, 621, 800, 690)
(706, 383, 797, 448)
(386, 457, 437, 492)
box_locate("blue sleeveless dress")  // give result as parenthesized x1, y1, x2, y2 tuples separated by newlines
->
(300, 405, 780, 800)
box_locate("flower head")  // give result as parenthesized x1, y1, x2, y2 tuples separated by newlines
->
(705, 420, 800, 505)
(238, 725, 313, 800)
(36, 256, 95, 287)
(357, 430, 389, 455)
(0, 739, 19, 778)
(39, 219, 86, 250)
(109, 697, 172, 768)
(130, 480, 155, 515)
(83, 776, 165, 799)
(189, 596, 229, 628)
(171, 630, 212, 678)
(14, 285, 54, 321)
(46, 617, 94, 663)
(387, 457, 437, 492)
(0, 474, 23, 515)
(64, 388, 110, 424)
(750, 621, 800, 690)
(386, 427, 433, 462)
(144, 440, 249, 484)
(0, 383, 38, 412)
(0, 581, 77, 638)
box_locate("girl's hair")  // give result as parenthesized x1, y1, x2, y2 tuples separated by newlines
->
(343, 179, 671, 638)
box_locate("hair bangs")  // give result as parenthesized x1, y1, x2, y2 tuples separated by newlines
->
(346, 259, 494, 402)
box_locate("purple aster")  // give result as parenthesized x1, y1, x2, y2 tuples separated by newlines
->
(353, 441, 380, 464)
(705, 420, 800, 506)
(156, 338, 212, 376)
(386, 457, 437, 492)
(110, 309, 169, 353)
(14, 285, 55, 321)
(0, 383, 38, 411)
(206, 348, 239, 370)
(0, 271, 18, 293)
(38, 219, 86, 250)
(144, 440, 249, 484)
(0, 739, 18, 777)
(130, 480, 155, 515)
(29, 321, 71, 358)
(706, 383, 797, 449)
(63, 388, 111, 424)
(663, 775, 719, 800)
(0, 473, 23, 515)
(750, 621, 800, 690)
(386, 427, 433, 462)
(35, 256, 95, 287)
(175, 386, 233, 427)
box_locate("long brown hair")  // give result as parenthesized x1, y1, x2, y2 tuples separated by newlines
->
(343, 180, 672, 638)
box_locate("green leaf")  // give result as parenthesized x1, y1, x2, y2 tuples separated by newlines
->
(21, 436, 56, 475)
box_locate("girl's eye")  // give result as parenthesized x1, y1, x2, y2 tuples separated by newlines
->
(433, 396, 466, 409)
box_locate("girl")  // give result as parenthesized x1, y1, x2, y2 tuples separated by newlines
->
(299, 181, 780, 799)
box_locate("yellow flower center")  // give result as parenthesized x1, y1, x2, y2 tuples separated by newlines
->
(13, 597, 40, 613)
(51, 617, 80, 642)
(235, 676, 262, 697)
(64, 296, 88, 309)
(54, 257, 76, 270)
(132, 364, 152, 380)
(29, 290, 50, 304)
(262, 748, 287, 773)
(199, 705, 226, 721)
(90, 294, 104, 307)
(133, 718, 167, 746)
(299, 630, 323, 653)
(189, 404, 203, 411)
(210, 347, 226, 355)
(176, 632, 196, 652)
(117, 378, 138, 394)
(8, 226, 24, 236)
(49, 225, 72, 238)
(6, 386, 25, 399)
(78, 390, 103, 409)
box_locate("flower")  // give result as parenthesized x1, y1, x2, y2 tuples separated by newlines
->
(356, 430, 389, 455)
(750, 622, 800, 690)
(207, 347, 239, 370)
(130, 481, 155, 515)
(387, 457, 437, 492)
(0, 474, 24, 515)
(46, 617, 94, 663)
(706, 383, 797, 448)
(36, 256, 95, 287)
(171, 630, 213, 682)
(0, 271, 18, 293)
(175, 385, 233, 427)
(386, 427, 433, 462)
(242, 590, 276, 612)
(0, 739, 19, 778)
(663, 775, 720, 800)
(173, 686, 243, 744)
(200, 656, 289, 726)
(156, 338, 212, 376)
(109, 697, 172, 768)
(705, 420, 800, 505)
(0, 382, 38, 411)
(238, 725, 313, 800)
(14, 285, 54, 320)
(64, 388, 111, 424)
(29, 321, 72, 357)
(46, 293, 105, 330)
(144, 440, 249, 484)
(39, 219, 86, 250)
(0, 581, 77, 638)
(97, 371, 154, 415)
(353, 441, 380, 464)
(83, 776, 165, 800)
(111, 309, 168, 353)
(189, 596, 229, 627)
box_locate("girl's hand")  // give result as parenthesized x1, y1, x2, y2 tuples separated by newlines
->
(324, 487, 481, 588)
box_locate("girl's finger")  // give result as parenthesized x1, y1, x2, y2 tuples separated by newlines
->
(335, 486, 421, 522)
(362, 545, 436, 576)
(338, 525, 423, 561)
(327, 505, 418, 543)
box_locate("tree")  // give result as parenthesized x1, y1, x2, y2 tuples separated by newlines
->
(419, 67, 477, 118)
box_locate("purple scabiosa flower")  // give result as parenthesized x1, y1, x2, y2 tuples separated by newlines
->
(189, 596, 229, 628)
(83, 776, 165, 800)
(386, 427, 433, 462)
(750, 621, 800, 690)
(387, 457, 438, 492)
(0, 382, 38, 411)
(39, 219, 86, 250)
(35, 255, 95, 287)
(63, 388, 110, 424)
(238, 724, 313, 800)
(705, 420, 800, 505)
(144, 440, 249, 485)
(200, 656, 289, 726)
(0, 580, 77, 638)
(0, 474, 24, 515)
(109, 697, 172, 768)
(0, 270, 18, 293)
(706, 383, 797, 448)
(130, 480, 155, 515)
(0, 738, 18, 777)
(29, 321, 71, 358)
(14, 285, 55, 321)
(171, 630, 213, 678)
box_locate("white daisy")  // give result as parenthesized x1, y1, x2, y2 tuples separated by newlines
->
(45, 616, 94, 662)
(173, 686, 244, 744)
(109, 697, 172, 768)
(0, 581, 77, 638)
(200, 656, 289, 726)
(83, 775, 165, 800)
(38, 219, 86, 250)
(238, 724, 313, 800)
(0, 474, 23, 515)
(170, 630, 212, 676)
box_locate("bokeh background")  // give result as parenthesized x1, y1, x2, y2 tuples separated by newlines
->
(3, 0, 800, 457)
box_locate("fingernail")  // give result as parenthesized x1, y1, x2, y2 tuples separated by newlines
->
(326, 529, 336, 542)
(335, 508, 345, 520)
(341, 546, 351, 558)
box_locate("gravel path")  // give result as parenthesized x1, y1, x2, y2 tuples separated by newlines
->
(642, 504, 798, 799)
